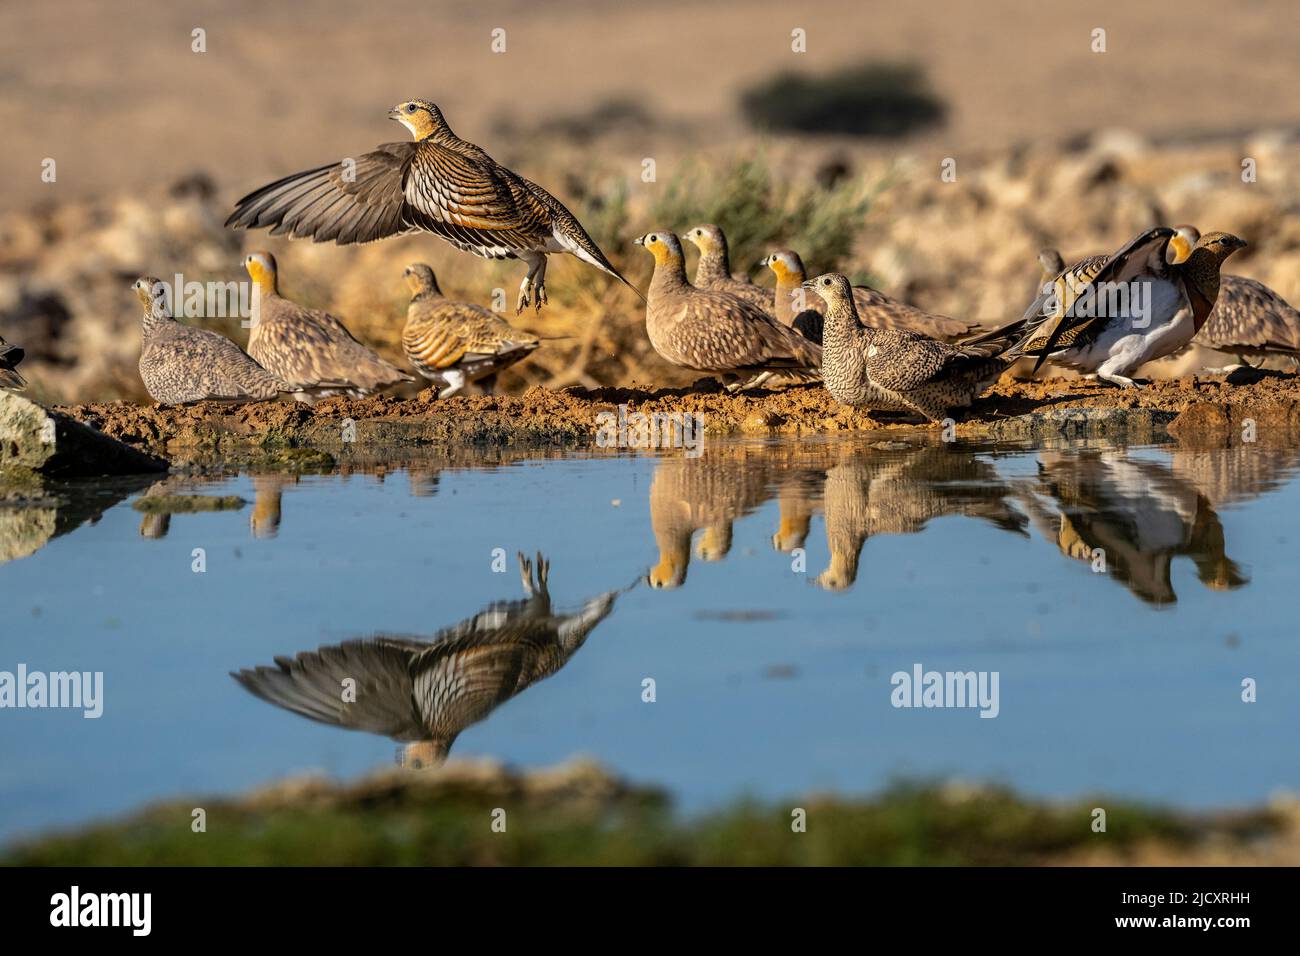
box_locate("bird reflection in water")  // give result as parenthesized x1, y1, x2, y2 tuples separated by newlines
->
(814, 447, 1028, 590)
(1022, 449, 1249, 606)
(232, 552, 625, 768)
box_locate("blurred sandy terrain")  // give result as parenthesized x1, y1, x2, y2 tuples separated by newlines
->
(2, 0, 1300, 209)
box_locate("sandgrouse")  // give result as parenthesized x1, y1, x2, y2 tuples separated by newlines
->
(1163, 225, 1300, 366)
(243, 252, 413, 404)
(761, 248, 979, 342)
(684, 224, 769, 311)
(226, 100, 640, 313)
(134, 276, 288, 405)
(636, 231, 821, 392)
(1017, 227, 1247, 386)
(808, 272, 1032, 421)
(402, 262, 540, 397)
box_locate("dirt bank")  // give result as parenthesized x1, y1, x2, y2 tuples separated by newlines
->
(54, 369, 1300, 463)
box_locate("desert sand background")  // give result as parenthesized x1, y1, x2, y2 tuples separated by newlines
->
(4, 0, 1300, 202)
(3, 0, 1300, 402)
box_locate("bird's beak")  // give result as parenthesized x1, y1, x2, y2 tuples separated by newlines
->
(1233, 237, 1249, 250)
(388, 108, 402, 120)
(800, 280, 816, 291)
(633, 236, 645, 246)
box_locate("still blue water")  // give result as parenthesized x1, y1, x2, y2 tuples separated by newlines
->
(1, 436, 1296, 843)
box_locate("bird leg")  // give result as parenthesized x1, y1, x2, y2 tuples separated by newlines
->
(516, 253, 548, 314)
(726, 371, 774, 393)
(436, 370, 466, 399)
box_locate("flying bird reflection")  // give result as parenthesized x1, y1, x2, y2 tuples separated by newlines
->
(232, 552, 623, 768)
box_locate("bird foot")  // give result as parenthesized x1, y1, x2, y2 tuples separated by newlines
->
(516, 277, 549, 314)
(1098, 374, 1142, 389)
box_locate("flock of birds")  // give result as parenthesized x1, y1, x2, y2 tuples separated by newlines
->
(3, 99, 1299, 422)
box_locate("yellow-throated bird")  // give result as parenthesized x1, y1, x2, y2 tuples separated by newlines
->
(760, 248, 979, 342)
(1017, 227, 1246, 387)
(684, 224, 770, 311)
(636, 231, 821, 392)
(1164, 224, 1300, 366)
(226, 100, 641, 313)
(401, 262, 539, 398)
(244, 252, 413, 404)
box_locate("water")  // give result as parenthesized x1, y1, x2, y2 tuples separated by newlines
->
(2, 435, 1298, 844)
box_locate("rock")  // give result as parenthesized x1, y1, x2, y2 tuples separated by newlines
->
(0, 392, 167, 478)
(977, 406, 1178, 444)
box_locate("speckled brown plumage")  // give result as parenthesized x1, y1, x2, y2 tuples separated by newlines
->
(810, 273, 1031, 421)
(243, 252, 412, 404)
(1197, 276, 1300, 359)
(134, 276, 288, 405)
(402, 262, 540, 397)
(684, 224, 771, 312)
(225, 100, 640, 313)
(231, 553, 618, 768)
(637, 231, 821, 391)
(0, 335, 25, 389)
(761, 248, 978, 341)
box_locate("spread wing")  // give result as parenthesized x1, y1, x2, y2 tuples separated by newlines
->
(226, 141, 550, 254)
(231, 637, 431, 740)
(1018, 228, 1175, 372)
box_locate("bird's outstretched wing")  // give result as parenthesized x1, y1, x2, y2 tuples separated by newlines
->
(1018, 228, 1175, 373)
(231, 637, 430, 740)
(226, 141, 546, 253)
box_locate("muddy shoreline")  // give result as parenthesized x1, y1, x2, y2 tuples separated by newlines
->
(51, 370, 1300, 465)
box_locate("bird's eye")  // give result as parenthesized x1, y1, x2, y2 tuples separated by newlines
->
(822, 278, 831, 285)
(405, 104, 417, 113)
(649, 235, 657, 242)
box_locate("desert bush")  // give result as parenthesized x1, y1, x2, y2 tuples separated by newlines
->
(647, 151, 880, 274)
(740, 62, 946, 138)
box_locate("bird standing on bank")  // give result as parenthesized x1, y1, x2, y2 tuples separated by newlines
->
(808, 273, 1034, 421)
(226, 100, 640, 314)
(635, 231, 821, 392)
(1163, 225, 1300, 366)
(760, 248, 979, 343)
(401, 262, 540, 397)
(134, 276, 289, 405)
(1017, 227, 1247, 387)
(684, 224, 770, 311)
(243, 252, 412, 404)
(0, 336, 25, 389)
